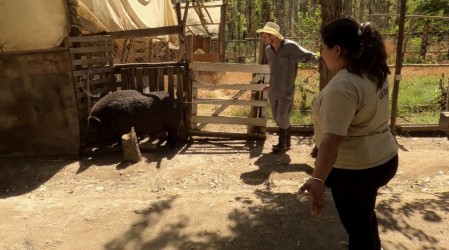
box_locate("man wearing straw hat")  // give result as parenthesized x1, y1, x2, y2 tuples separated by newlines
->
(257, 22, 317, 154)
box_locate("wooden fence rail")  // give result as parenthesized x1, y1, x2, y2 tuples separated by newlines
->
(189, 62, 270, 140)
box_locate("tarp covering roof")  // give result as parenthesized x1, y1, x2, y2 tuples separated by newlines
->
(77, 0, 178, 32)
(182, 0, 222, 38)
(0, 0, 222, 52)
(0, 0, 70, 52)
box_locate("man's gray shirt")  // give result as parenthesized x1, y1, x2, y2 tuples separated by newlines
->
(265, 39, 315, 100)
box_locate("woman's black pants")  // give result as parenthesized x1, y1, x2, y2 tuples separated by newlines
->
(325, 155, 398, 250)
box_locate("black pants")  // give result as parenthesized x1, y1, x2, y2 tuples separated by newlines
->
(325, 155, 398, 250)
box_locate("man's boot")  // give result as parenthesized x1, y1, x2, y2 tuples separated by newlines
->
(272, 126, 291, 151)
(286, 126, 291, 150)
(272, 128, 288, 154)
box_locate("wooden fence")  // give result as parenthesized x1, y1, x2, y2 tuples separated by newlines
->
(67, 35, 117, 124)
(189, 62, 270, 140)
(68, 35, 273, 141)
(115, 62, 187, 100)
(68, 35, 189, 141)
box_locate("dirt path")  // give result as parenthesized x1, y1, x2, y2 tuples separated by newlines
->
(1, 135, 449, 250)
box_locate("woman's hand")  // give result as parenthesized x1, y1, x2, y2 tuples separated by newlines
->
(299, 178, 325, 217)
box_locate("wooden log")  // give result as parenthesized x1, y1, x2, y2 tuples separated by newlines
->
(121, 127, 142, 163)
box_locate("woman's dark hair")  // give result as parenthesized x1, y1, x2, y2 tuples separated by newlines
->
(321, 18, 390, 89)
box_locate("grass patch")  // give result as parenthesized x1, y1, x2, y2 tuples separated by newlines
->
(393, 75, 443, 124)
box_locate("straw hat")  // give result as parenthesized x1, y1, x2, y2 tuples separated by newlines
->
(256, 22, 284, 40)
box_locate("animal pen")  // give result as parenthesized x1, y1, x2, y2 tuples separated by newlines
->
(66, 34, 190, 144)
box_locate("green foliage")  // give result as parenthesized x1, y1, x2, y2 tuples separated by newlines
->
(392, 75, 442, 124)
(414, 0, 449, 14)
(407, 0, 449, 39)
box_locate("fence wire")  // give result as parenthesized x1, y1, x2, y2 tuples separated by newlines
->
(112, 36, 181, 64)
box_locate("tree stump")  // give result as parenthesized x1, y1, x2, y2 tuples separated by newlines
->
(121, 127, 142, 163)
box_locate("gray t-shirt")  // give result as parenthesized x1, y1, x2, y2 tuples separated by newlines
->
(265, 39, 315, 100)
(312, 69, 398, 169)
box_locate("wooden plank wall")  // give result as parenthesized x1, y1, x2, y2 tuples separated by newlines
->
(67, 35, 118, 123)
(189, 62, 270, 140)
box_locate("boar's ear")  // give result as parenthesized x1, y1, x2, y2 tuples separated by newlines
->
(88, 116, 101, 126)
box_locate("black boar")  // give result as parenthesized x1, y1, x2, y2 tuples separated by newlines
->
(86, 90, 183, 147)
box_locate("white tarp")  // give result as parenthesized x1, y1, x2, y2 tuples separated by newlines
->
(79, 0, 178, 32)
(0, 0, 220, 52)
(182, 1, 221, 38)
(72, 0, 179, 48)
(0, 0, 70, 52)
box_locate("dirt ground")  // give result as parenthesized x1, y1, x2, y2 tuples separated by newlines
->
(1, 134, 449, 250)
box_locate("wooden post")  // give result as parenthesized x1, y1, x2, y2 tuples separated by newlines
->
(136, 67, 143, 92)
(157, 68, 164, 92)
(439, 112, 449, 132)
(149, 68, 157, 92)
(390, 0, 407, 135)
(86, 67, 92, 114)
(179, 1, 189, 61)
(444, 73, 449, 111)
(446, 83, 449, 111)
(120, 68, 129, 89)
(218, 0, 227, 62)
(167, 66, 175, 98)
(185, 35, 193, 62)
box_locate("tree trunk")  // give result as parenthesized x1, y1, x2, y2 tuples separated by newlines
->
(319, 0, 342, 90)
(227, 0, 235, 41)
(288, 0, 293, 37)
(419, 19, 431, 61)
(359, 0, 365, 21)
(246, 1, 252, 39)
(344, 0, 352, 17)
(274, 0, 284, 27)
(258, 0, 271, 64)
(292, 0, 299, 37)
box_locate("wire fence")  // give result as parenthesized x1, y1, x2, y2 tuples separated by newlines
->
(112, 36, 180, 64)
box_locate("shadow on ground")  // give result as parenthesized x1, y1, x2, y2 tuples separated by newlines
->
(377, 191, 449, 249)
(0, 157, 77, 198)
(104, 191, 347, 250)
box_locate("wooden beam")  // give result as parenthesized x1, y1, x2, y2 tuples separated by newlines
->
(196, 89, 247, 130)
(191, 116, 267, 126)
(87, 26, 182, 39)
(191, 62, 270, 73)
(190, 130, 266, 140)
(193, 98, 267, 106)
(397, 124, 440, 132)
(193, 81, 267, 91)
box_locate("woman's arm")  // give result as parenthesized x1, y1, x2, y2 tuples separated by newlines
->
(299, 133, 342, 217)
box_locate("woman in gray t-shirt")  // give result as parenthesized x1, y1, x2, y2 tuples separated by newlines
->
(300, 18, 398, 250)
